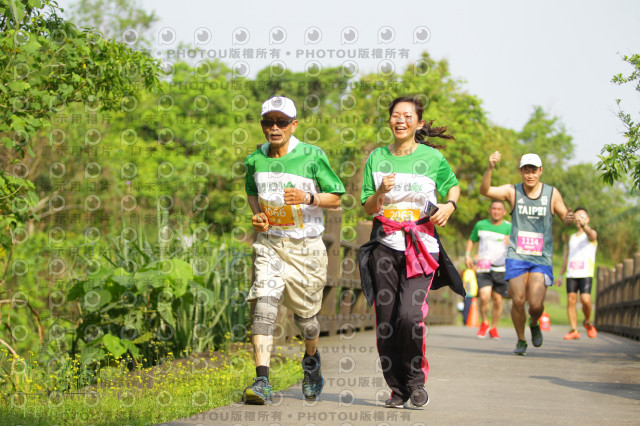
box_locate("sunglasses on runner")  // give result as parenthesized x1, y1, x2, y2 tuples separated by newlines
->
(260, 118, 293, 128)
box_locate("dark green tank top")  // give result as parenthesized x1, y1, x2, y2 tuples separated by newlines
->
(507, 183, 554, 266)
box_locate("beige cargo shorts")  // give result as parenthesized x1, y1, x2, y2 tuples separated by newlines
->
(248, 232, 328, 318)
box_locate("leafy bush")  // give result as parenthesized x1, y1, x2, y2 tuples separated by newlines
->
(66, 222, 253, 370)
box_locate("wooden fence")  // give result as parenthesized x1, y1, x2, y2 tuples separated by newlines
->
(274, 208, 459, 343)
(595, 253, 640, 340)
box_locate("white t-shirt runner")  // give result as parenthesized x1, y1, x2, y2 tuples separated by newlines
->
(360, 143, 459, 252)
(566, 232, 597, 278)
(244, 136, 345, 239)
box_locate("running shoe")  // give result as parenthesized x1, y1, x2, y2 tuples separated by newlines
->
(477, 321, 490, 338)
(530, 321, 543, 347)
(408, 385, 429, 407)
(384, 393, 408, 409)
(584, 321, 598, 338)
(302, 353, 324, 399)
(513, 339, 527, 356)
(563, 330, 580, 340)
(242, 376, 272, 405)
(489, 327, 501, 339)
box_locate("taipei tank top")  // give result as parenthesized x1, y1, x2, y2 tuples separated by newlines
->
(507, 183, 554, 267)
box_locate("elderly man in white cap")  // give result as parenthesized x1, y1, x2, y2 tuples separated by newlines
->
(479, 151, 574, 356)
(242, 96, 345, 404)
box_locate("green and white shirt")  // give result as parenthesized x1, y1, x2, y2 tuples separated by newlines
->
(469, 219, 512, 272)
(245, 135, 345, 239)
(360, 144, 459, 252)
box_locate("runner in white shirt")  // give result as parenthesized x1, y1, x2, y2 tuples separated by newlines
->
(555, 207, 598, 339)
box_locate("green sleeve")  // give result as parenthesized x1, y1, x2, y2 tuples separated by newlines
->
(436, 155, 459, 198)
(504, 221, 513, 235)
(315, 151, 345, 194)
(360, 154, 375, 205)
(469, 222, 480, 242)
(244, 157, 257, 196)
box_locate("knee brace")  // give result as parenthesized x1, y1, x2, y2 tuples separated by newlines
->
(294, 314, 320, 340)
(252, 296, 280, 336)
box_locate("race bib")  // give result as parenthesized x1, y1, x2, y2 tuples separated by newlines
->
(569, 260, 585, 271)
(383, 205, 420, 222)
(260, 198, 304, 230)
(477, 259, 492, 273)
(516, 231, 544, 256)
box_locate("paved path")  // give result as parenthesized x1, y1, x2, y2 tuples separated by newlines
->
(166, 325, 640, 426)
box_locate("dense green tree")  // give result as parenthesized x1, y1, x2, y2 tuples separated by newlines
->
(0, 0, 159, 275)
(597, 53, 640, 191)
(0, 0, 160, 359)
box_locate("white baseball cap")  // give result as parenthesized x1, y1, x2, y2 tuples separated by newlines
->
(519, 153, 542, 168)
(261, 96, 297, 118)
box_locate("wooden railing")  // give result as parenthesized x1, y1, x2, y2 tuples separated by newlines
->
(595, 253, 640, 340)
(274, 208, 459, 343)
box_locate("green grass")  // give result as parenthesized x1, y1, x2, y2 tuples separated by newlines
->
(0, 344, 303, 425)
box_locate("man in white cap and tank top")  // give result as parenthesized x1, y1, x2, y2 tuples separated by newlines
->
(480, 151, 575, 355)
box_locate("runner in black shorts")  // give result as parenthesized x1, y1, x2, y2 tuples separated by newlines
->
(556, 207, 598, 339)
(465, 200, 512, 339)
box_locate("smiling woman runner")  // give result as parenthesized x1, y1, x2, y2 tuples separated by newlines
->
(358, 96, 465, 409)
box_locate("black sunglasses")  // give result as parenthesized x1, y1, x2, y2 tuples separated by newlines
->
(260, 118, 293, 129)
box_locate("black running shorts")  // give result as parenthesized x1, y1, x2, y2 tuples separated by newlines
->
(566, 277, 593, 294)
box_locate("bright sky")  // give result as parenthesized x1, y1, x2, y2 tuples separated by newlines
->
(60, 0, 640, 165)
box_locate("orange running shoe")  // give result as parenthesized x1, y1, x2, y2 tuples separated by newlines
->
(563, 330, 581, 340)
(489, 327, 500, 339)
(584, 322, 598, 338)
(477, 322, 490, 338)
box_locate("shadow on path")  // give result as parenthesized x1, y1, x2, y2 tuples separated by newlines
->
(531, 375, 640, 401)
(274, 388, 380, 408)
